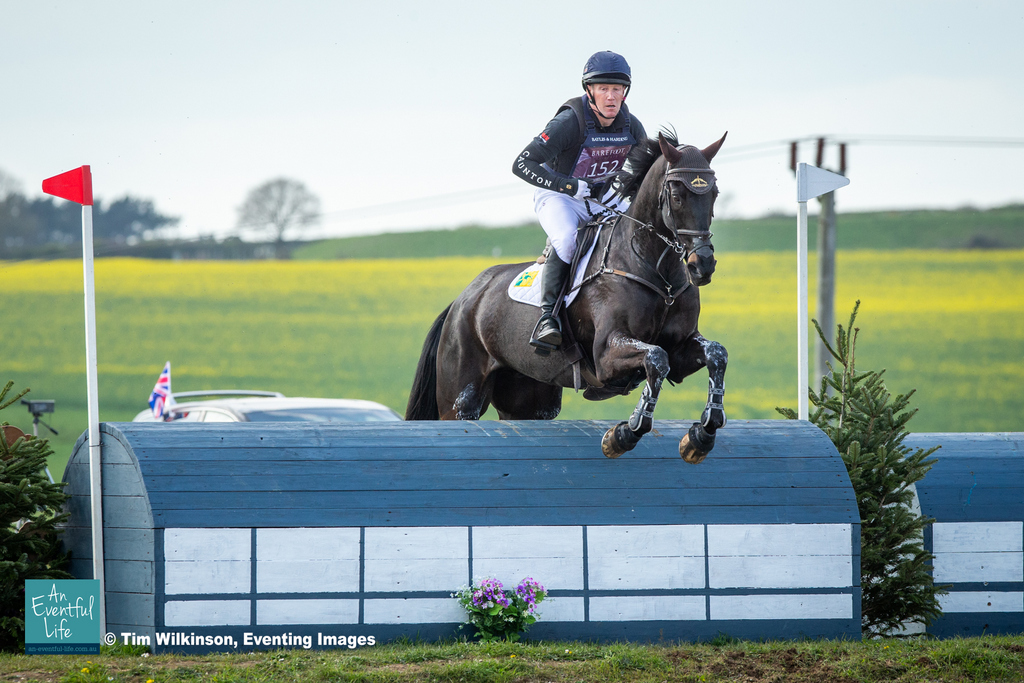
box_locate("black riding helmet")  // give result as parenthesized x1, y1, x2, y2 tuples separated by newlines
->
(581, 51, 632, 102)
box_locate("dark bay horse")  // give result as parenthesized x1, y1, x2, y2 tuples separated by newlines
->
(406, 131, 729, 463)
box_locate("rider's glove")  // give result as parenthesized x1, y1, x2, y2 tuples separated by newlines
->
(572, 180, 591, 200)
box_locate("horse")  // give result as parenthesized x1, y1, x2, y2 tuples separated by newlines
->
(405, 130, 729, 463)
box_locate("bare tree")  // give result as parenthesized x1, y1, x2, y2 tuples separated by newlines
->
(236, 178, 321, 248)
(0, 168, 23, 200)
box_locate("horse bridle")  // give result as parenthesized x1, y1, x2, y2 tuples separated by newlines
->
(575, 160, 717, 305)
(575, 170, 714, 306)
(659, 166, 716, 242)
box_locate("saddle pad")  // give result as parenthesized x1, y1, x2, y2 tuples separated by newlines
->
(507, 234, 600, 308)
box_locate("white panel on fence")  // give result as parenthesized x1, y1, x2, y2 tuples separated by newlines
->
(257, 528, 361, 560)
(933, 522, 1024, 553)
(707, 524, 852, 589)
(709, 556, 852, 589)
(165, 528, 250, 560)
(256, 599, 359, 625)
(472, 526, 583, 590)
(363, 598, 466, 624)
(708, 524, 851, 556)
(164, 600, 251, 627)
(589, 595, 706, 621)
(939, 592, 1024, 613)
(364, 527, 469, 592)
(932, 552, 1024, 583)
(587, 525, 705, 590)
(257, 528, 360, 593)
(536, 597, 585, 622)
(710, 594, 852, 620)
(164, 528, 251, 595)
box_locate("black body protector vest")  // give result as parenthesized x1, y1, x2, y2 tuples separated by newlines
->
(545, 95, 636, 198)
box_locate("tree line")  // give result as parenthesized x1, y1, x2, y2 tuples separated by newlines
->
(0, 169, 179, 259)
(1, 169, 320, 260)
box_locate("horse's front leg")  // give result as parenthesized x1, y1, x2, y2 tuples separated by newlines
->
(670, 334, 728, 464)
(595, 333, 671, 459)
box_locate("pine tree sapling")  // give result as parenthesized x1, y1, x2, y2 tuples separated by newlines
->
(0, 381, 71, 652)
(778, 302, 944, 636)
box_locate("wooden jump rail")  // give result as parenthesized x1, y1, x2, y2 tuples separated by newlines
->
(908, 432, 1024, 637)
(62, 419, 862, 652)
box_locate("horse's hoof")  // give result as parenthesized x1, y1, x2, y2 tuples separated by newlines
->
(679, 422, 715, 464)
(602, 421, 635, 459)
(679, 433, 708, 464)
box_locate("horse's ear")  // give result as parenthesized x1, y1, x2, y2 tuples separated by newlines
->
(700, 132, 728, 162)
(659, 132, 683, 165)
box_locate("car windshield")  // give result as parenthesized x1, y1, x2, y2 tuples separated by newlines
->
(241, 407, 400, 422)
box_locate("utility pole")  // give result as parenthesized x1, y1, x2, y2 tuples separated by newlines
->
(791, 139, 847, 391)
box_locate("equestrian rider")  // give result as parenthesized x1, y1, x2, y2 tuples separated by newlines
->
(512, 50, 647, 350)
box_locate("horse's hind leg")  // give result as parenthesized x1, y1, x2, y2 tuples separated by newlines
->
(435, 326, 496, 420)
(671, 334, 728, 464)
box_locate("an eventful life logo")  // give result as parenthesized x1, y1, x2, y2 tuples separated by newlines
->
(24, 580, 101, 654)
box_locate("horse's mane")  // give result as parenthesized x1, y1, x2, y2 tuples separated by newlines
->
(612, 126, 678, 202)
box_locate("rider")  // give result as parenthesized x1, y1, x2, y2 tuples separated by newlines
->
(513, 50, 647, 350)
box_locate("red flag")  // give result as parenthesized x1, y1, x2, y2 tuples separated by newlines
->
(42, 165, 93, 206)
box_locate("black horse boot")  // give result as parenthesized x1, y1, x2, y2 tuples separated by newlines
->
(529, 252, 571, 352)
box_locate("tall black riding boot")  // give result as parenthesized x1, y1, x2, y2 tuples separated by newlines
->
(530, 252, 571, 350)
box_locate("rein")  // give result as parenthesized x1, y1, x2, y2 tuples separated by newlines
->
(575, 195, 711, 306)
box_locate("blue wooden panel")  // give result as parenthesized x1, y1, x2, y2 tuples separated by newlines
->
(61, 419, 863, 645)
(150, 505, 858, 528)
(908, 432, 1024, 524)
(145, 487, 853, 510)
(106, 559, 154, 594)
(927, 613, 1024, 637)
(141, 455, 844, 477)
(63, 420, 856, 529)
(907, 433, 1024, 636)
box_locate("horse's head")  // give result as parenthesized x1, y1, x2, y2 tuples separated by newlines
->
(656, 132, 727, 286)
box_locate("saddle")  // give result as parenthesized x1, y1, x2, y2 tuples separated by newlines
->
(534, 213, 634, 398)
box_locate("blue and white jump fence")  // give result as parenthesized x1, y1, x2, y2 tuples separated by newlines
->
(60, 420, 1021, 652)
(908, 433, 1024, 636)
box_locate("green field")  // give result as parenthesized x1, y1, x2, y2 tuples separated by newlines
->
(2, 249, 1022, 477)
(292, 204, 1024, 259)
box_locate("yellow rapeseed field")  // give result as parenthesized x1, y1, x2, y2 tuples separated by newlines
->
(2, 251, 1022, 473)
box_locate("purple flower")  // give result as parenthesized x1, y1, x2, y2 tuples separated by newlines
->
(471, 578, 509, 608)
(515, 577, 546, 605)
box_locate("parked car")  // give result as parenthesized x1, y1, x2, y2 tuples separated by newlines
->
(132, 390, 402, 423)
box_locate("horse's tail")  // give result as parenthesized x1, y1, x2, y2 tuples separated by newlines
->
(405, 303, 453, 420)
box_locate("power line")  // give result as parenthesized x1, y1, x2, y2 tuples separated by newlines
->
(718, 133, 1024, 160)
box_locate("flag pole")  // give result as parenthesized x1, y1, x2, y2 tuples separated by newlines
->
(797, 199, 809, 420)
(42, 165, 105, 635)
(795, 162, 850, 423)
(81, 201, 106, 635)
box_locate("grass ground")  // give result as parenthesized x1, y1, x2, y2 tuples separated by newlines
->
(3, 637, 1024, 682)
(291, 204, 1024, 260)
(2, 250, 1022, 478)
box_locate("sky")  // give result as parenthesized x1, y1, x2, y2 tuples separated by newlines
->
(2, 1, 1022, 240)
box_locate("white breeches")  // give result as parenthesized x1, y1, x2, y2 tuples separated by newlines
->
(533, 186, 629, 262)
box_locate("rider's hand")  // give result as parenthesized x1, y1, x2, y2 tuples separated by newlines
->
(573, 180, 591, 200)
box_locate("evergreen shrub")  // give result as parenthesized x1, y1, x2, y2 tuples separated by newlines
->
(778, 302, 945, 635)
(0, 381, 71, 652)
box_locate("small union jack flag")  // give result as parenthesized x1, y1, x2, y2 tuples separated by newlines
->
(148, 361, 172, 418)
